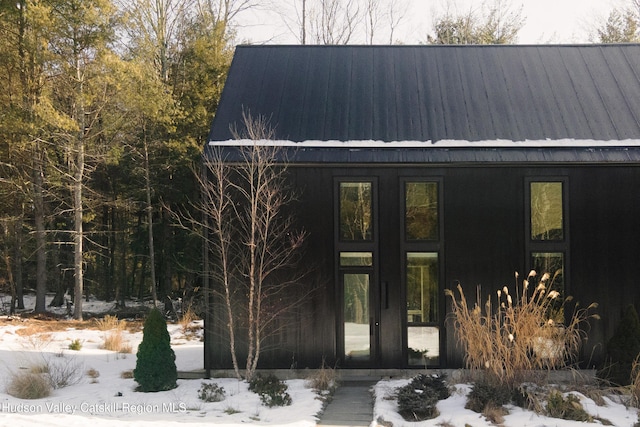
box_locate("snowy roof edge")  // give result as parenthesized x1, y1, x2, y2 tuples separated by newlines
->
(208, 139, 640, 148)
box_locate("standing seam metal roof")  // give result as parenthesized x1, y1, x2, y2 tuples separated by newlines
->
(207, 44, 640, 163)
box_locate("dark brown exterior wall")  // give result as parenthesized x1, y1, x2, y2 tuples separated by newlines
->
(205, 163, 640, 370)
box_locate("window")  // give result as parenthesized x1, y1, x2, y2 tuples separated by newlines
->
(526, 178, 569, 314)
(405, 182, 439, 241)
(530, 182, 564, 241)
(403, 179, 441, 367)
(339, 182, 373, 241)
(343, 273, 370, 361)
(336, 179, 377, 365)
(407, 253, 438, 323)
(531, 252, 565, 321)
(406, 253, 439, 366)
(340, 252, 373, 267)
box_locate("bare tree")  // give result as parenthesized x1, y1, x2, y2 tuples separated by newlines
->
(364, 0, 407, 44)
(199, 111, 308, 381)
(311, 0, 361, 44)
(273, 0, 406, 45)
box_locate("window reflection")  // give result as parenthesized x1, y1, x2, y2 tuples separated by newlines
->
(344, 273, 370, 361)
(405, 182, 438, 241)
(407, 253, 438, 323)
(340, 252, 373, 267)
(340, 182, 372, 241)
(531, 182, 564, 241)
(531, 252, 565, 321)
(408, 326, 440, 366)
(406, 253, 439, 366)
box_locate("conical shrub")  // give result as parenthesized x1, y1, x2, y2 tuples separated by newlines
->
(600, 304, 640, 386)
(134, 308, 177, 392)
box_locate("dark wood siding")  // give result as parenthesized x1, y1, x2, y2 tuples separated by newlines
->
(206, 164, 640, 370)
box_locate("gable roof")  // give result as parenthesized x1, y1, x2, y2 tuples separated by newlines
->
(209, 44, 640, 143)
(207, 44, 640, 164)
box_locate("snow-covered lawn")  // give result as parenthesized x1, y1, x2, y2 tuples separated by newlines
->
(0, 295, 638, 426)
(374, 379, 640, 427)
(0, 314, 322, 426)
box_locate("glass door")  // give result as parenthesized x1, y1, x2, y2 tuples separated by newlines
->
(343, 272, 372, 363)
(336, 179, 378, 366)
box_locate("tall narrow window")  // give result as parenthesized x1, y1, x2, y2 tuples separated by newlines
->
(403, 179, 441, 367)
(343, 273, 371, 361)
(406, 253, 439, 366)
(407, 252, 438, 323)
(340, 182, 372, 241)
(531, 252, 565, 321)
(527, 178, 569, 321)
(530, 182, 564, 241)
(405, 182, 439, 241)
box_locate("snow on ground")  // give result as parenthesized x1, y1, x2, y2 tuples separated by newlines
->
(0, 317, 322, 427)
(374, 379, 640, 427)
(0, 295, 322, 426)
(0, 294, 638, 426)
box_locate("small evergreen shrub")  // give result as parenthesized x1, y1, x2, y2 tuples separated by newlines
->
(465, 381, 513, 413)
(599, 304, 640, 386)
(198, 382, 226, 402)
(134, 308, 177, 392)
(546, 390, 592, 422)
(396, 374, 450, 421)
(68, 339, 82, 351)
(248, 374, 292, 407)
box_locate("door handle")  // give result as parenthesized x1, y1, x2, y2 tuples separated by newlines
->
(370, 318, 379, 335)
(381, 281, 389, 309)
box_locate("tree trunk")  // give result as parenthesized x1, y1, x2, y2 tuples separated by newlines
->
(13, 214, 24, 310)
(143, 138, 158, 306)
(33, 142, 47, 313)
(49, 242, 65, 307)
(72, 138, 85, 320)
(72, 56, 85, 321)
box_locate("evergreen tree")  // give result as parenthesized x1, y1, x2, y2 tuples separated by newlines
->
(600, 304, 640, 386)
(134, 308, 178, 392)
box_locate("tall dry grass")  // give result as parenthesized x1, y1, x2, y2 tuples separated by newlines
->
(179, 304, 199, 333)
(631, 356, 640, 407)
(6, 372, 51, 399)
(95, 315, 131, 353)
(95, 315, 125, 332)
(445, 270, 598, 389)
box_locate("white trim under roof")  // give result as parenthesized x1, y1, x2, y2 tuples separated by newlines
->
(209, 139, 640, 148)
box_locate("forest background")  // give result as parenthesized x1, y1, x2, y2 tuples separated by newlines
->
(0, 0, 638, 320)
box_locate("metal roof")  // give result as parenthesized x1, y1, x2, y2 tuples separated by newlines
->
(207, 44, 640, 164)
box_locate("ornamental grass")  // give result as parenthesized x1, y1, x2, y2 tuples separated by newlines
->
(445, 270, 599, 390)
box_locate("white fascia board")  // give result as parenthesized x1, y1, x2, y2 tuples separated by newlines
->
(209, 139, 640, 148)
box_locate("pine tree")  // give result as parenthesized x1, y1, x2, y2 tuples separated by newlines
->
(600, 304, 640, 385)
(134, 308, 177, 392)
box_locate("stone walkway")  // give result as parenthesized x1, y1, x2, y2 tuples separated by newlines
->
(317, 380, 376, 427)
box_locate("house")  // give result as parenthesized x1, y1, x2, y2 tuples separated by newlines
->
(204, 44, 640, 371)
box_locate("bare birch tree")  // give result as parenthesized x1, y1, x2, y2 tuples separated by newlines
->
(273, 0, 406, 45)
(199, 111, 308, 381)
